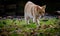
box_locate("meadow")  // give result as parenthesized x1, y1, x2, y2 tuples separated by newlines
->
(0, 16, 60, 36)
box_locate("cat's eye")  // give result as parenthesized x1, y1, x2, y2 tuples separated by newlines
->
(39, 12, 41, 14)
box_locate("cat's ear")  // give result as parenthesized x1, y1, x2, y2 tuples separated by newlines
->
(42, 5, 46, 9)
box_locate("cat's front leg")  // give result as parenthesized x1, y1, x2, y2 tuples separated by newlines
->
(25, 16, 30, 24)
(33, 17, 36, 23)
(33, 17, 37, 24)
(37, 18, 40, 25)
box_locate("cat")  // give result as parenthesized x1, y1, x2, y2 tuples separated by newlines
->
(24, 1, 46, 25)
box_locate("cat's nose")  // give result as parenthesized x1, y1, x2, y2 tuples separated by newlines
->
(41, 13, 45, 18)
(41, 15, 44, 18)
(42, 14, 45, 16)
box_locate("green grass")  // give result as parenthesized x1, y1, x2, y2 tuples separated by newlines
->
(0, 18, 60, 36)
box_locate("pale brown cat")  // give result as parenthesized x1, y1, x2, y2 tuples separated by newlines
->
(24, 1, 46, 25)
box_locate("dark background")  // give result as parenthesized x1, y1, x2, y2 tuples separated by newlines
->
(0, 0, 60, 16)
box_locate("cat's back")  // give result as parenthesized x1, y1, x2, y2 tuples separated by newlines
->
(24, 1, 35, 11)
(24, 1, 35, 18)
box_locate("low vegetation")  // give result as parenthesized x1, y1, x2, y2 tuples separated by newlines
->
(0, 17, 60, 36)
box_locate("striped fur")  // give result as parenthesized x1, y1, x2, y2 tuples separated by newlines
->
(24, 1, 46, 25)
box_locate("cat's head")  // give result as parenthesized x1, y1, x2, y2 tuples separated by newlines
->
(38, 5, 46, 16)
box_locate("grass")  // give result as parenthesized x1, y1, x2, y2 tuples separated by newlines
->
(0, 18, 60, 36)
